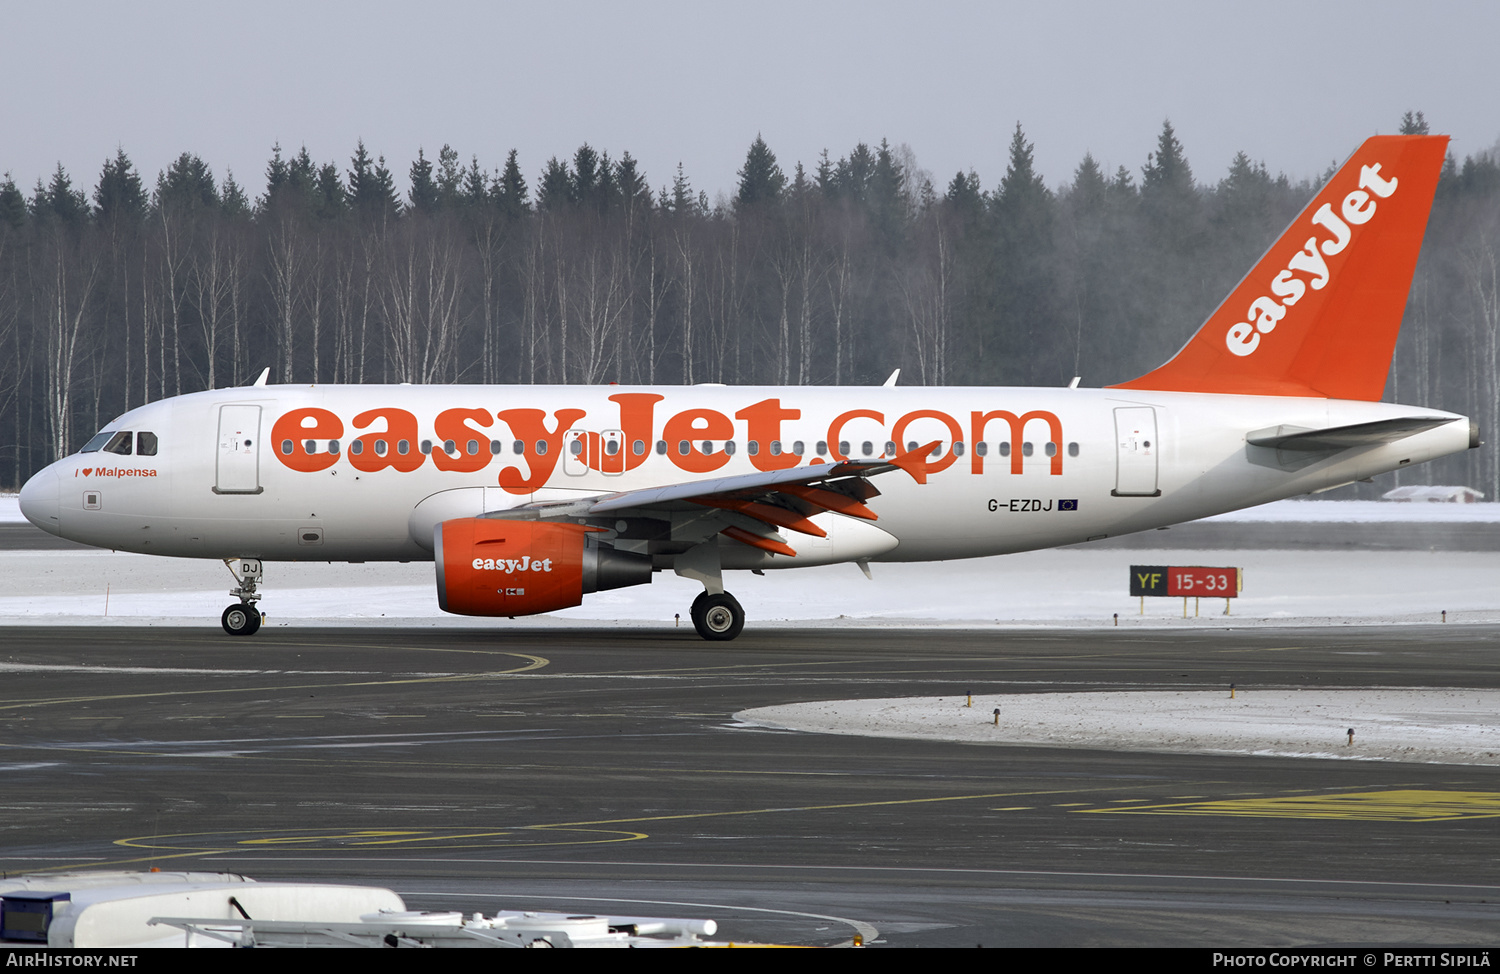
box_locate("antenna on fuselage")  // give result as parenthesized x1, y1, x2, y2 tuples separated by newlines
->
(883, 369, 900, 387)
(252, 367, 270, 388)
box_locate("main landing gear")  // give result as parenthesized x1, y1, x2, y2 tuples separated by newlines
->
(222, 558, 264, 636)
(689, 590, 744, 641)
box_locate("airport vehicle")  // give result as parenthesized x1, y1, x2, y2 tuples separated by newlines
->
(0, 870, 728, 947)
(18, 135, 1475, 640)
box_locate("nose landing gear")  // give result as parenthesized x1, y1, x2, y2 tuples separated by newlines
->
(222, 558, 264, 636)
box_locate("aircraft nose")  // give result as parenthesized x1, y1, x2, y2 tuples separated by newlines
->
(18, 465, 62, 537)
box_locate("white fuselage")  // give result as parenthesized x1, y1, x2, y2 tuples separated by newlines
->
(19, 383, 1473, 569)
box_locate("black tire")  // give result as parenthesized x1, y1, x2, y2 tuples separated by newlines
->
(691, 592, 744, 641)
(222, 603, 261, 636)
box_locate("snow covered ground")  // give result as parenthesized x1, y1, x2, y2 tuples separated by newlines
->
(738, 689, 1500, 766)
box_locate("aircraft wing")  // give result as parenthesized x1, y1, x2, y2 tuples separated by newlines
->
(483, 442, 939, 557)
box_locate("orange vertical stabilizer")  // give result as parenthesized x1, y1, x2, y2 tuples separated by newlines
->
(1111, 135, 1448, 401)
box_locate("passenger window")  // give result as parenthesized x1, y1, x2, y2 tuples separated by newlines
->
(1068, 442, 1079, 457)
(604, 439, 619, 456)
(862, 441, 873, 457)
(724, 441, 736, 456)
(1045, 442, 1056, 457)
(570, 439, 584, 456)
(351, 440, 365, 455)
(375, 439, 388, 456)
(490, 440, 502, 455)
(999, 442, 1011, 457)
(885, 441, 896, 455)
(535, 440, 548, 456)
(104, 431, 133, 455)
(770, 440, 782, 456)
(701, 441, 714, 455)
(1022, 442, 1034, 457)
(467, 439, 479, 456)
(678, 440, 689, 456)
(748, 440, 760, 456)
(793, 441, 805, 456)
(816, 441, 828, 456)
(304, 439, 317, 454)
(976, 442, 988, 457)
(655, 440, 667, 455)
(136, 432, 158, 456)
(839, 440, 850, 457)
(329, 440, 341, 454)
(954, 441, 966, 456)
(513, 440, 524, 454)
(280, 439, 293, 455)
(420, 440, 433, 455)
(397, 440, 410, 455)
(632, 439, 646, 456)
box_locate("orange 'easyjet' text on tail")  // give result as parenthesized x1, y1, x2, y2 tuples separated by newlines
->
(1112, 135, 1447, 401)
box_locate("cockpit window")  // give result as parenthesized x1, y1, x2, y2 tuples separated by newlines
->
(136, 432, 158, 456)
(80, 431, 114, 453)
(103, 431, 133, 455)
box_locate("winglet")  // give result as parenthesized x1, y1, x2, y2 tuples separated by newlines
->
(1111, 135, 1448, 401)
(889, 440, 941, 484)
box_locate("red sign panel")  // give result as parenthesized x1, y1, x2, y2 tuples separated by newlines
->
(1167, 566, 1238, 598)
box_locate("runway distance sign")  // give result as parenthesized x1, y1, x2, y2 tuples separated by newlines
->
(1130, 565, 1241, 598)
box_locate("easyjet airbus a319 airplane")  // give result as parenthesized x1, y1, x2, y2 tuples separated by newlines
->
(18, 135, 1477, 639)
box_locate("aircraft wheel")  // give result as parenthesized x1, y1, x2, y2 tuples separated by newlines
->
(222, 603, 261, 636)
(692, 592, 744, 641)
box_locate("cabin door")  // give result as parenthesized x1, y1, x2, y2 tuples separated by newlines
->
(215, 404, 263, 494)
(1112, 406, 1160, 497)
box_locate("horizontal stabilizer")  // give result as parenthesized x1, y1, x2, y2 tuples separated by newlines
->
(1246, 416, 1451, 453)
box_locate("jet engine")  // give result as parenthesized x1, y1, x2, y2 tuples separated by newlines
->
(434, 518, 652, 617)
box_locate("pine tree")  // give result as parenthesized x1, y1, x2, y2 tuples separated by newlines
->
(992, 123, 1058, 382)
(220, 170, 250, 219)
(346, 141, 400, 220)
(1142, 120, 1194, 199)
(869, 138, 907, 240)
(38, 164, 89, 226)
(436, 144, 462, 208)
(1400, 111, 1430, 136)
(287, 147, 318, 199)
(0, 173, 25, 229)
(734, 134, 786, 210)
(669, 162, 695, 215)
(408, 148, 439, 213)
(572, 144, 599, 208)
(93, 149, 146, 227)
(496, 149, 530, 219)
(537, 156, 573, 210)
(615, 151, 650, 211)
(157, 152, 218, 210)
(462, 156, 491, 208)
(371, 156, 401, 219)
(314, 162, 345, 219)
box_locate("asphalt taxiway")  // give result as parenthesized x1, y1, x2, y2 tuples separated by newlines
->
(2, 625, 1498, 947)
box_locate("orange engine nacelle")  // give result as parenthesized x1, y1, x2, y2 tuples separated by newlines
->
(434, 518, 652, 617)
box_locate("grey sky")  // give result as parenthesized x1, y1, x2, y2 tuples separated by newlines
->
(3, 0, 1496, 203)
